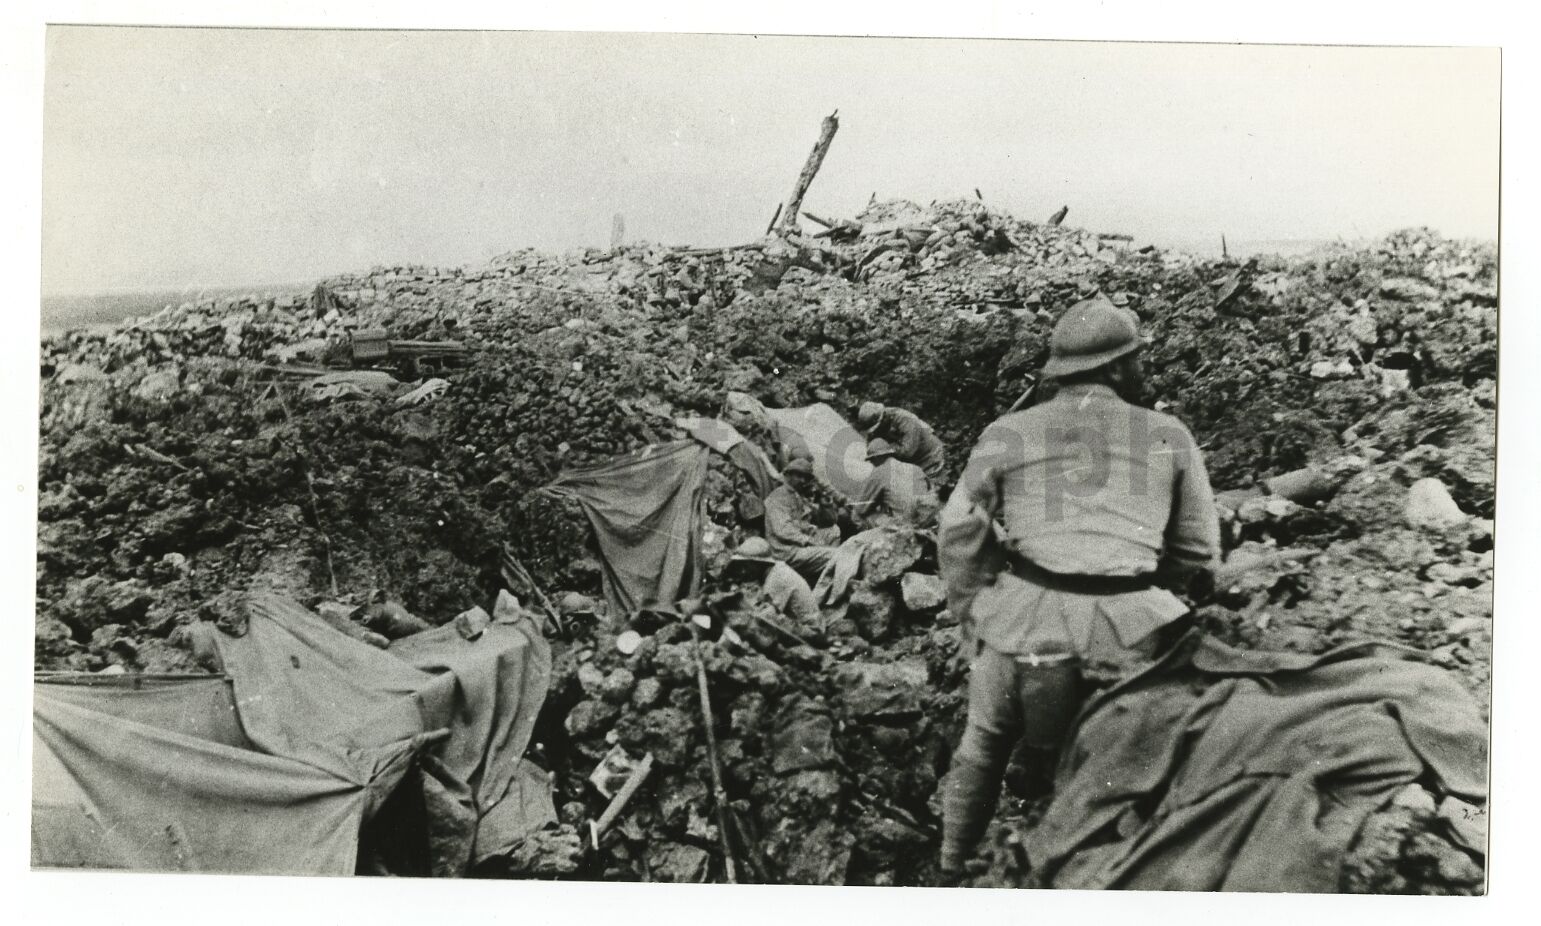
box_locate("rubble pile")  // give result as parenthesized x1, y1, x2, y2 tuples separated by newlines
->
(537, 540, 957, 885)
(508, 523, 976, 885)
(36, 200, 1494, 890)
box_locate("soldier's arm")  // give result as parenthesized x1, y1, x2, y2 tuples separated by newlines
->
(896, 415, 930, 463)
(1161, 425, 1222, 580)
(938, 424, 1012, 645)
(765, 490, 819, 548)
(849, 468, 890, 529)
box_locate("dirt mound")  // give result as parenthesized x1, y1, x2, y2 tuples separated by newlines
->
(36, 202, 1494, 889)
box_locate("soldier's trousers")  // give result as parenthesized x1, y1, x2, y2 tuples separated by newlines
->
(784, 545, 837, 584)
(940, 644, 1087, 866)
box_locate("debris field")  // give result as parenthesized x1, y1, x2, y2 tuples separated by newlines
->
(36, 197, 1495, 891)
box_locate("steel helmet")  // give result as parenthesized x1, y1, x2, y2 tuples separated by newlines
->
(1042, 295, 1145, 378)
(865, 438, 897, 462)
(731, 537, 777, 563)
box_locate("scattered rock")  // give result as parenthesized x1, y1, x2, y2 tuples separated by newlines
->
(565, 698, 620, 741)
(630, 677, 665, 710)
(600, 667, 636, 704)
(769, 699, 837, 774)
(1407, 478, 1466, 530)
(847, 585, 897, 642)
(900, 573, 945, 613)
(363, 600, 434, 639)
(648, 842, 710, 883)
(312, 600, 389, 648)
(1265, 467, 1335, 505)
(834, 658, 929, 720)
(770, 817, 853, 885)
(619, 706, 695, 768)
(577, 662, 606, 695)
(133, 368, 182, 400)
(860, 530, 924, 585)
(498, 825, 584, 878)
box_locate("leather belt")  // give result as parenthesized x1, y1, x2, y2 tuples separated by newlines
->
(1009, 553, 1157, 596)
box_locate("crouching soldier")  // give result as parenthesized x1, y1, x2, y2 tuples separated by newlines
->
(725, 537, 820, 624)
(763, 458, 842, 583)
(853, 438, 940, 529)
(856, 400, 947, 484)
(935, 296, 1220, 876)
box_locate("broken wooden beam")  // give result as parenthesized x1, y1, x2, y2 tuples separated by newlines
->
(679, 243, 767, 257)
(774, 110, 840, 237)
(802, 211, 861, 240)
(590, 752, 655, 849)
(1047, 205, 1069, 226)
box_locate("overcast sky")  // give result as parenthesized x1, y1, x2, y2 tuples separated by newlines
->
(41, 27, 1499, 295)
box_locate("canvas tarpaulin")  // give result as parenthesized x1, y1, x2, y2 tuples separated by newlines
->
(725, 391, 872, 499)
(1026, 634, 1488, 892)
(32, 592, 553, 876)
(545, 440, 710, 618)
(33, 673, 404, 875)
(386, 593, 556, 864)
(676, 414, 781, 501)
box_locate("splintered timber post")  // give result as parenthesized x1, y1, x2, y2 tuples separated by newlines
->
(774, 110, 840, 236)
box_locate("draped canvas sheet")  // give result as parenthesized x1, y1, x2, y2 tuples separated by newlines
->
(725, 391, 872, 499)
(32, 673, 411, 875)
(33, 593, 553, 875)
(1028, 635, 1489, 892)
(546, 440, 711, 618)
(675, 414, 781, 501)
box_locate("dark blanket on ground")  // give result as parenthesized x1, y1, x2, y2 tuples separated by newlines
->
(1026, 634, 1488, 893)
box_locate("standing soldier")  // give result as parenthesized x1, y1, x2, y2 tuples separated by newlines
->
(935, 295, 1220, 877)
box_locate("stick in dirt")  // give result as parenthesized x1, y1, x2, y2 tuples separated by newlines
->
(500, 548, 565, 634)
(687, 614, 741, 883)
